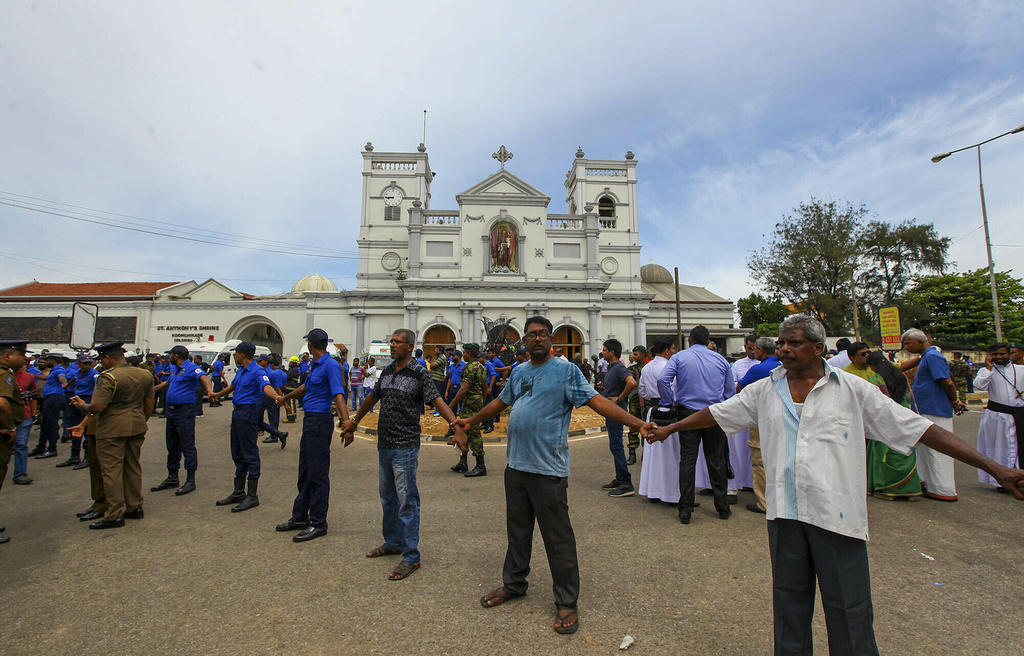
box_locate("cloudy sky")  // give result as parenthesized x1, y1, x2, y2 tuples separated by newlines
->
(2, 1, 1022, 303)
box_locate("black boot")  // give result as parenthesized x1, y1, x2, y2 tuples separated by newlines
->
(216, 476, 246, 506)
(464, 453, 487, 477)
(151, 469, 179, 492)
(450, 451, 468, 473)
(278, 431, 288, 449)
(175, 470, 196, 496)
(627, 448, 637, 465)
(232, 478, 260, 512)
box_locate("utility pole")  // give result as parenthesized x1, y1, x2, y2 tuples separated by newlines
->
(674, 267, 683, 349)
(850, 269, 861, 341)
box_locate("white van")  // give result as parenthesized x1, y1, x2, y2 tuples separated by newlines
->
(182, 339, 271, 379)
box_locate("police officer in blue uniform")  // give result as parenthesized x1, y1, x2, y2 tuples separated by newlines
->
(210, 342, 283, 512)
(31, 352, 69, 458)
(57, 354, 99, 468)
(151, 345, 213, 496)
(276, 329, 350, 542)
(209, 354, 227, 406)
(258, 354, 289, 446)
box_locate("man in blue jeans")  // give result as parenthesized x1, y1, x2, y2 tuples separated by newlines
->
(342, 328, 457, 581)
(598, 339, 638, 498)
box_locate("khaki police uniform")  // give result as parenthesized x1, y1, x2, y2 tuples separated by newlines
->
(90, 365, 154, 520)
(0, 364, 26, 490)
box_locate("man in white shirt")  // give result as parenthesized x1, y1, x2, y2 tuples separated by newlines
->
(649, 314, 1024, 655)
(825, 338, 852, 369)
(974, 342, 1024, 488)
(637, 337, 677, 503)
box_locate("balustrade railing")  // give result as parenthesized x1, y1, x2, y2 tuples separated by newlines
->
(599, 217, 617, 229)
(547, 217, 583, 229)
(584, 167, 626, 176)
(372, 161, 416, 170)
(423, 212, 460, 226)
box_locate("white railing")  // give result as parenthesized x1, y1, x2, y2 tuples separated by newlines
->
(423, 212, 460, 226)
(599, 217, 617, 229)
(548, 217, 583, 229)
(373, 161, 416, 170)
(585, 168, 625, 176)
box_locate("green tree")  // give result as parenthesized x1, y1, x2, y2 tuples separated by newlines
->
(858, 219, 951, 306)
(748, 198, 864, 334)
(737, 292, 789, 329)
(901, 268, 1024, 347)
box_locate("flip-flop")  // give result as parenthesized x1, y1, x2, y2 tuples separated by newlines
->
(554, 608, 579, 635)
(480, 587, 526, 609)
(388, 560, 420, 580)
(366, 544, 402, 558)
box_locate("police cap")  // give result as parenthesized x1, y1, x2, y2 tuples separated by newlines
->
(169, 345, 190, 359)
(0, 339, 29, 353)
(304, 328, 329, 342)
(232, 342, 257, 356)
(95, 341, 126, 358)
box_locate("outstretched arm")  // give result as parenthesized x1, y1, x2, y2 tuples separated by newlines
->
(586, 394, 654, 436)
(648, 407, 717, 442)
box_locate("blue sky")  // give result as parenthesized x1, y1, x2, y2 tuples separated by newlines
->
(1, 1, 1022, 305)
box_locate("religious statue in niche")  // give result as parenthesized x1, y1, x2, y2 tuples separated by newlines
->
(488, 222, 518, 273)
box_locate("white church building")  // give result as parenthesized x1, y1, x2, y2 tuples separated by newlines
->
(0, 144, 743, 357)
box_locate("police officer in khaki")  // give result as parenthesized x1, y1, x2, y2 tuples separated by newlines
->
(70, 341, 154, 530)
(0, 339, 30, 544)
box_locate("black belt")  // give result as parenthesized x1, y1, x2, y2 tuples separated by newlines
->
(167, 403, 194, 410)
(987, 400, 1024, 468)
(645, 399, 661, 405)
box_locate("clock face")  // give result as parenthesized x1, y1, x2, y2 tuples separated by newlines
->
(381, 251, 401, 271)
(383, 187, 404, 207)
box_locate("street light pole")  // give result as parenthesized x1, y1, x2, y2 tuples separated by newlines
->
(976, 145, 1002, 342)
(931, 122, 1024, 342)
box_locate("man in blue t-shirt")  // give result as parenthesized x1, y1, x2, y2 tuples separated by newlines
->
(56, 354, 100, 468)
(151, 345, 213, 496)
(32, 353, 69, 458)
(902, 329, 965, 501)
(444, 351, 466, 413)
(453, 316, 655, 635)
(258, 354, 289, 446)
(210, 354, 227, 406)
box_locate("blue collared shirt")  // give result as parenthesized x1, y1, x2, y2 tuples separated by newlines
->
(43, 364, 67, 396)
(484, 359, 497, 384)
(448, 360, 466, 386)
(231, 360, 272, 405)
(657, 344, 735, 409)
(211, 360, 224, 379)
(302, 353, 345, 413)
(739, 356, 782, 388)
(167, 360, 207, 404)
(74, 367, 99, 396)
(912, 346, 953, 417)
(269, 367, 287, 390)
(298, 361, 310, 375)
(65, 363, 80, 389)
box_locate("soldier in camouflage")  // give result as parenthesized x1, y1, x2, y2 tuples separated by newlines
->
(626, 345, 649, 465)
(448, 343, 488, 477)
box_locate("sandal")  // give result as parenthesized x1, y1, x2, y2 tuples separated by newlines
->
(480, 586, 526, 609)
(388, 560, 420, 580)
(366, 544, 402, 558)
(554, 608, 579, 635)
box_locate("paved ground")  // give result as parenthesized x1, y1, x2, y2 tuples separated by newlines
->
(2, 408, 1021, 655)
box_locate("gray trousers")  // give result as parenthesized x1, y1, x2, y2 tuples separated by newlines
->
(767, 519, 878, 656)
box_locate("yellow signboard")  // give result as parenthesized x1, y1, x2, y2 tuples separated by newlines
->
(879, 306, 902, 351)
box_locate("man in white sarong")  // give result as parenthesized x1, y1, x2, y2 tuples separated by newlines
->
(637, 338, 677, 503)
(974, 343, 1024, 489)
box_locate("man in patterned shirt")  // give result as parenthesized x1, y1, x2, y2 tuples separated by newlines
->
(342, 329, 458, 581)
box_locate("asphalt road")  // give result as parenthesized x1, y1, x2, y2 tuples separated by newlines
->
(2, 408, 1021, 655)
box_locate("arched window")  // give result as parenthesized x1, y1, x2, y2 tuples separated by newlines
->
(598, 196, 615, 217)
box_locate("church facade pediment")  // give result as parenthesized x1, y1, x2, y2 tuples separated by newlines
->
(455, 170, 551, 207)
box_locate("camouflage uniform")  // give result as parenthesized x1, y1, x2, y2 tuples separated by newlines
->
(949, 357, 972, 393)
(627, 360, 646, 450)
(460, 360, 488, 457)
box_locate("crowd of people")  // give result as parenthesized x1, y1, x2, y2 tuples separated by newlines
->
(1, 316, 1022, 649)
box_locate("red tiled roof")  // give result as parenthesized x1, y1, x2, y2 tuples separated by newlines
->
(0, 281, 182, 298)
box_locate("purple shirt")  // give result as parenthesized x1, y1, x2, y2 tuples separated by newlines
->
(657, 343, 735, 409)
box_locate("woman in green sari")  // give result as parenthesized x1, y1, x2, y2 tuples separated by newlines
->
(865, 351, 923, 500)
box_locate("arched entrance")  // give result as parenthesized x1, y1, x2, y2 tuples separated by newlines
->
(422, 324, 456, 357)
(552, 325, 583, 360)
(227, 316, 284, 353)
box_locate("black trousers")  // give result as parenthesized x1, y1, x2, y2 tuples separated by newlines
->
(165, 403, 198, 471)
(259, 398, 281, 434)
(38, 394, 65, 451)
(502, 466, 579, 609)
(677, 406, 730, 512)
(291, 412, 333, 527)
(768, 519, 878, 656)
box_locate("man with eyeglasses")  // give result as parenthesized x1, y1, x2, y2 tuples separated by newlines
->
(453, 316, 655, 636)
(342, 329, 458, 581)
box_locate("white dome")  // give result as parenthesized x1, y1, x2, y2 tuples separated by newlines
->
(291, 274, 338, 292)
(640, 263, 674, 284)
